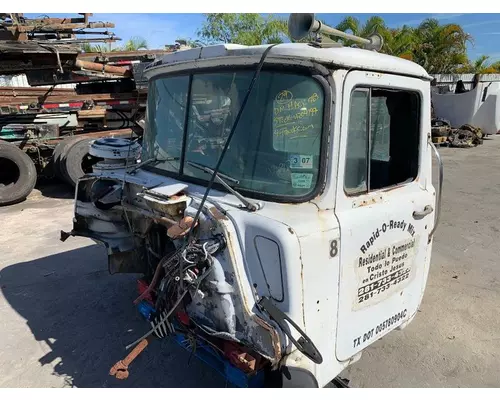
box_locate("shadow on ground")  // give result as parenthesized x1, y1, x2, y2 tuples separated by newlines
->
(34, 180, 74, 200)
(0, 245, 226, 388)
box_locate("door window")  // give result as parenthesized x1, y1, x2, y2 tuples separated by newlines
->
(344, 87, 420, 195)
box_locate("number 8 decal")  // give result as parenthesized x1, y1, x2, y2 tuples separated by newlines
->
(330, 239, 338, 258)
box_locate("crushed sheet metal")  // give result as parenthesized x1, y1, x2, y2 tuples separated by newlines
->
(121, 202, 177, 227)
(208, 206, 227, 220)
(216, 213, 281, 362)
(254, 315, 282, 365)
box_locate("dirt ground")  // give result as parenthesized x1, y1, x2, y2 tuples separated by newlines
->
(1, 137, 499, 388)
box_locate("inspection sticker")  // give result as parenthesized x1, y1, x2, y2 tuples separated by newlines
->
(289, 154, 313, 169)
(354, 236, 419, 310)
(291, 173, 313, 189)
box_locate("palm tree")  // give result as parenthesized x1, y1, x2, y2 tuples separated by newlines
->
(457, 55, 500, 74)
(175, 38, 207, 48)
(384, 26, 416, 59)
(334, 16, 418, 59)
(121, 36, 148, 51)
(81, 37, 149, 53)
(80, 43, 108, 53)
(335, 16, 391, 49)
(412, 18, 472, 73)
(195, 14, 482, 75)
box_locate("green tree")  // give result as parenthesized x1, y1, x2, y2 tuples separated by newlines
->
(81, 37, 148, 53)
(80, 43, 108, 53)
(334, 16, 474, 73)
(335, 16, 418, 60)
(457, 55, 500, 74)
(175, 38, 206, 48)
(335, 16, 393, 51)
(194, 14, 486, 76)
(335, 16, 389, 41)
(384, 26, 416, 60)
(121, 36, 148, 51)
(411, 18, 472, 73)
(197, 13, 288, 46)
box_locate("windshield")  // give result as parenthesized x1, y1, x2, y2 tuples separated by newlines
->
(143, 70, 326, 199)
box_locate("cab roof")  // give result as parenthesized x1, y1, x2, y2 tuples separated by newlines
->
(146, 43, 431, 81)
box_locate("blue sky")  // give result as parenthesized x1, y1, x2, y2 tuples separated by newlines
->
(24, 13, 500, 62)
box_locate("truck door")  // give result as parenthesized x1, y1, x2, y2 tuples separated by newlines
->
(334, 71, 435, 361)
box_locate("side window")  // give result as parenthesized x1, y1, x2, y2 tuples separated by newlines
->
(144, 76, 190, 173)
(345, 89, 369, 194)
(345, 87, 420, 194)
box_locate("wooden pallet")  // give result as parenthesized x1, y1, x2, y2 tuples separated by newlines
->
(432, 136, 449, 144)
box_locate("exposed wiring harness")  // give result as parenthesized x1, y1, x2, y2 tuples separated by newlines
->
(126, 237, 224, 350)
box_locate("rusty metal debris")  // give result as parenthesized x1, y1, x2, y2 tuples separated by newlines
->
(0, 14, 181, 205)
(167, 216, 197, 239)
(0, 13, 117, 43)
(449, 125, 483, 148)
(431, 118, 484, 148)
(109, 337, 153, 380)
(74, 59, 131, 77)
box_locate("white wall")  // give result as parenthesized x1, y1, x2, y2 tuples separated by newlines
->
(432, 86, 479, 127)
(432, 81, 500, 134)
(472, 82, 500, 134)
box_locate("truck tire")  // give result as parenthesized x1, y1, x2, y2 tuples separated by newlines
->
(0, 141, 37, 206)
(60, 138, 97, 187)
(53, 136, 86, 181)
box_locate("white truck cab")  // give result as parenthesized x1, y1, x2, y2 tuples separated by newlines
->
(63, 14, 442, 388)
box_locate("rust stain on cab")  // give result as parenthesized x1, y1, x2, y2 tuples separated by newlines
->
(353, 195, 384, 208)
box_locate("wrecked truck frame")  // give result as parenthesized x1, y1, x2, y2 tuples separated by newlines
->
(62, 14, 442, 389)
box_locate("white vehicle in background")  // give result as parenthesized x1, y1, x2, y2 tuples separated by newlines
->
(63, 13, 442, 388)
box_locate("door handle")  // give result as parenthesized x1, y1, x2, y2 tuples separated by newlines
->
(413, 205, 433, 219)
(429, 139, 443, 240)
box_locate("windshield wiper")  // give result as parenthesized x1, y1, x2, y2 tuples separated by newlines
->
(186, 161, 261, 212)
(128, 156, 180, 174)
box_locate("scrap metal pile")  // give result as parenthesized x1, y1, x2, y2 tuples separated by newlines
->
(0, 13, 175, 206)
(431, 118, 484, 148)
(0, 13, 121, 78)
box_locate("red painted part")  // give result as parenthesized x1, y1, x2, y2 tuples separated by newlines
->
(137, 279, 154, 305)
(223, 341, 258, 374)
(42, 102, 84, 109)
(176, 311, 190, 326)
(111, 61, 140, 66)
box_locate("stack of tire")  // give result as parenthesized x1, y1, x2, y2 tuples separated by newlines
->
(0, 140, 37, 206)
(52, 136, 99, 188)
(0, 136, 97, 207)
(1, 132, 138, 206)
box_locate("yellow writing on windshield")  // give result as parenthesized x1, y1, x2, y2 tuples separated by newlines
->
(308, 93, 319, 103)
(275, 89, 294, 104)
(273, 100, 308, 114)
(273, 107, 320, 128)
(274, 124, 315, 137)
